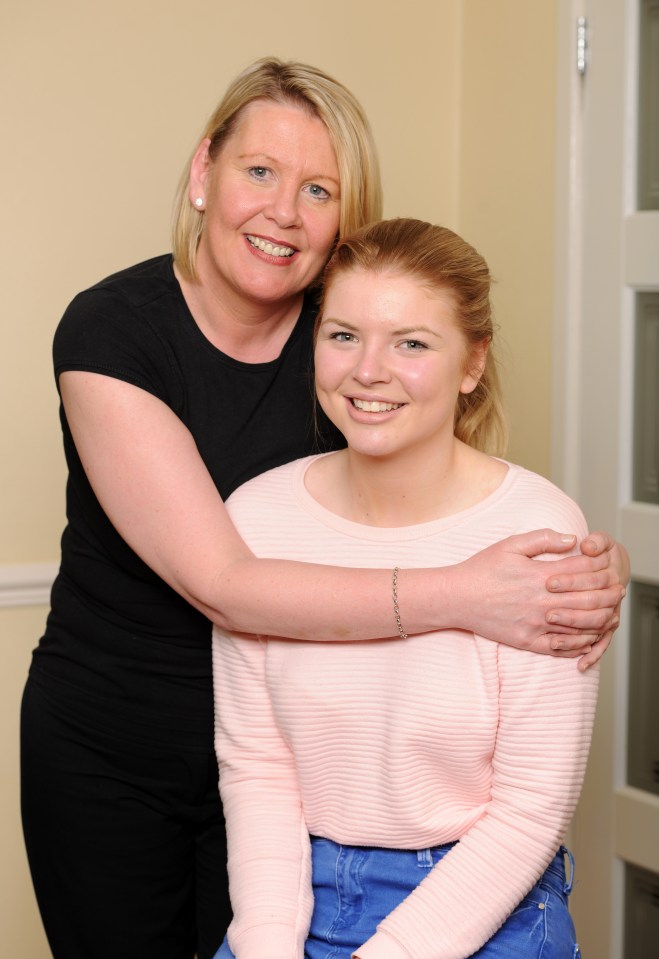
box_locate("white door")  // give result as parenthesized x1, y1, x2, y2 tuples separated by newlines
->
(554, 2, 659, 956)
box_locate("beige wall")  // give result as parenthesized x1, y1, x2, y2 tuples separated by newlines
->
(1, 1, 557, 954)
(458, 1, 557, 472)
(1, 608, 51, 956)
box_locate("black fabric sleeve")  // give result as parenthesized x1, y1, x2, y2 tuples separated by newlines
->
(53, 287, 182, 410)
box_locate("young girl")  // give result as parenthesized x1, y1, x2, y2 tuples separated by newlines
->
(212, 218, 597, 959)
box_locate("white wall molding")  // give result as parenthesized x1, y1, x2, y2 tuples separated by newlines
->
(0, 563, 57, 608)
(551, 0, 585, 498)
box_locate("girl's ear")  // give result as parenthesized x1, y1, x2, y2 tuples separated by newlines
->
(460, 338, 490, 395)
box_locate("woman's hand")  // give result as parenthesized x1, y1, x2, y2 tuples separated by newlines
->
(546, 531, 630, 669)
(451, 529, 626, 669)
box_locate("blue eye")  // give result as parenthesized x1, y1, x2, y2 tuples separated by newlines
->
(329, 331, 355, 343)
(401, 339, 428, 352)
(305, 183, 330, 200)
(248, 166, 269, 179)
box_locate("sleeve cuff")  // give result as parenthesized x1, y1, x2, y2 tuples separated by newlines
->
(354, 929, 412, 959)
(229, 920, 303, 959)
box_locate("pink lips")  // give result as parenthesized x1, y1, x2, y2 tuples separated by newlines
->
(245, 234, 298, 262)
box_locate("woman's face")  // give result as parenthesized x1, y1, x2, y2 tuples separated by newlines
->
(190, 100, 341, 308)
(315, 269, 484, 463)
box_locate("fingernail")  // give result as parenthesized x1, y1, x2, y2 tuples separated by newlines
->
(548, 579, 560, 591)
(548, 613, 559, 623)
(561, 535, 576, 543)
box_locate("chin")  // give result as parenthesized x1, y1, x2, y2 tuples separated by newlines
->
(347, 442, 397, 459)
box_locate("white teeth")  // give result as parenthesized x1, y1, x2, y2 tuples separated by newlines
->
(352, 399, 402, 413)
(247, 235, 294, 257)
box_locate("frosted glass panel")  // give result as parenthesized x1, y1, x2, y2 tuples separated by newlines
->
(633, 294, 659, 504)
(638, 0, 659, 209)
(627, 582, 659, 796)
(625, 863, 659, 958)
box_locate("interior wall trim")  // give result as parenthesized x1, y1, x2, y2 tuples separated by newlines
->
(0, 563, 57, 608)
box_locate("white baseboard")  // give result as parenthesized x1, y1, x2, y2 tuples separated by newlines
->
(0, 563, 58, 608)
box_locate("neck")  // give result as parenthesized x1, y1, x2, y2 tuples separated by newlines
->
(175, 264, 304, 363)
(307, 440, 508, 527)
(346, 443, 460, 526)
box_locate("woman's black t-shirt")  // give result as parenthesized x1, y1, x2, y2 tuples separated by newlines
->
(31, 255, 343, 748)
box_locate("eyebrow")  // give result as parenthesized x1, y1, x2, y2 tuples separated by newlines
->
(320, 317, 444, 338)
(393, 325, 443, 338)
(237, 153, 340, 187)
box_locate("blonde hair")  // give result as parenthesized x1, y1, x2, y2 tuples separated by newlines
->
(172, 57, 383, 282)
(319, 218, 508, 455)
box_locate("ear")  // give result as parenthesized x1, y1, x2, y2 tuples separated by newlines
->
(188, 138, 212, 207)
(460, 338, 489, 395)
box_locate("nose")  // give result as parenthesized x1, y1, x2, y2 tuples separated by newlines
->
(265, 182, 302, 229)
(352, 344, 392, 386)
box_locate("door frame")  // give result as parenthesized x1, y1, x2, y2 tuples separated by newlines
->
(552, 2, 659, 956)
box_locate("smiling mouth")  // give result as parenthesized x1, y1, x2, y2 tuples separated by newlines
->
(351, 399, 403, 413)
(246, 235, 295, 258)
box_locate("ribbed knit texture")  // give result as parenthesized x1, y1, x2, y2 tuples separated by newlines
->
(213, 456, 599, 959)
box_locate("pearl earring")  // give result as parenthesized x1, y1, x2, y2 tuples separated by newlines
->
(194, 197, 204, 208)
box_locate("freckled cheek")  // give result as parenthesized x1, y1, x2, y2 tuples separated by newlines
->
(397, 367, 426, 392)
(232, 196, 268, 228)
(314, 365, 342, 399)
(211, 184, 264, 229)
(307, 211, 340, 254)
(315, 364, 353, 418)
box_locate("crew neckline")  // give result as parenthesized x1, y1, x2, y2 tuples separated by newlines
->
(167, 257, 317, 370)
(291, 454, 519, 542)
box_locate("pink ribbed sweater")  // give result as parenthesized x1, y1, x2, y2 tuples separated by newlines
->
(212, 456, 599, 959)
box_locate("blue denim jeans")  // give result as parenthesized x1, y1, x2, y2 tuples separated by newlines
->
(215, 837, 581, 959)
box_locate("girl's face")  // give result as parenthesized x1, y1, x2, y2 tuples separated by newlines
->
(315, 269, 485, 462)
(190, 99, 341, 307)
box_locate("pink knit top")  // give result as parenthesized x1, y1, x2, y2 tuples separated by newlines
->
(212, 456, 599, 959)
